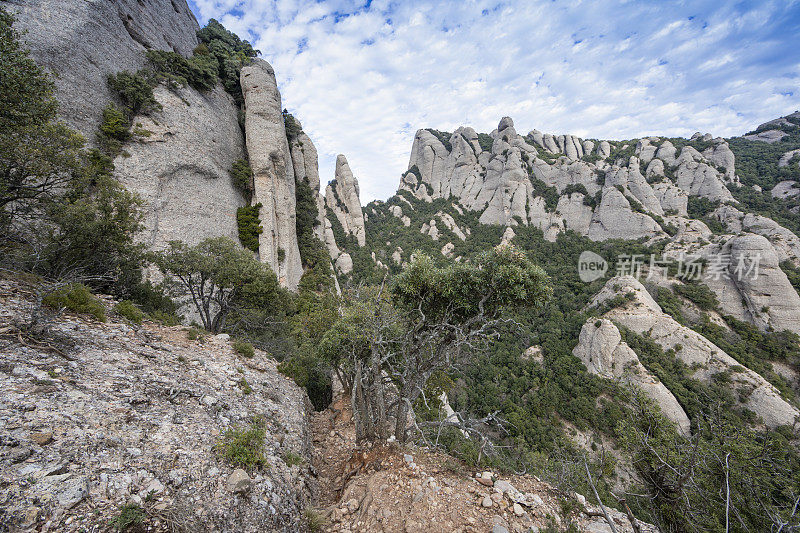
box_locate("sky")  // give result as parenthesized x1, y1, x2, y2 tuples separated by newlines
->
(187, 0, 800, 202)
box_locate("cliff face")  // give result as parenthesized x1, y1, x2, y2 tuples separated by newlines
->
(114, 84, 246, 251)
(7, 0, 247, 253)
(4, 0, 199, 139)
(8, 0, 367, 290)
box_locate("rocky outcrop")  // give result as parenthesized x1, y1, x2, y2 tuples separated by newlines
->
(587, 188, 664, 241)
(0, 280, 313, 532)
(241, 59, 303, 290)
(396, 117, 736, 242)
(114, 85, 246, 250)
(742, 111, 800, 143)
(326, 155, 366, 247)
(590, 276, 799, 428)
(7, 0, 200, 140)
(725, 234, 800, 334)
(574, 318, 691, 435)
(711, 205, 800, 263)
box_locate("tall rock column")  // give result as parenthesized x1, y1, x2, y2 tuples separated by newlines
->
(325, 155, 366, 247)
(241, 59, 303, 290)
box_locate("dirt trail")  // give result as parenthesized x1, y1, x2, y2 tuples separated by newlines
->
(309, 396, 655, 533)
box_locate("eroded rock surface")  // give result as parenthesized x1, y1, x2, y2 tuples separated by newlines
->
(0, 280, 313, 532)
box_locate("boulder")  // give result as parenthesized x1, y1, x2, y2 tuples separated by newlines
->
(573, 319, 691, 435)
(591, 276, 799, 428)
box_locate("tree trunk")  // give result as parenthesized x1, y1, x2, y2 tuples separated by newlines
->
(395, 391, 409, 443)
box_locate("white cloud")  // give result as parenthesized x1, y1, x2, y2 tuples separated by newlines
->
(189, 0, 800, 202)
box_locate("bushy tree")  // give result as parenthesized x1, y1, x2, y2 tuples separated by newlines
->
(152, 237, 285, 333)
(324, 244, 551, 443)
(1, 8, 144, 292)
(0, 8, 85, 226)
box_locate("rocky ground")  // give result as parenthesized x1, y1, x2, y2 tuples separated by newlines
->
(0, 279, 314, 532)
(311, 397, 655, 533)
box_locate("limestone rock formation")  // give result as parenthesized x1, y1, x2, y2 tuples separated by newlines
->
(712, 205, 800, 263)
(396, 116, 736, 243)
(7, 0, 200, 140)
(326, 155, 366, 247)
(590, 276, 799, 428)
(573, 319, 691, 435)
(114, 85, 246, 250)
(241, 59, 303, 290)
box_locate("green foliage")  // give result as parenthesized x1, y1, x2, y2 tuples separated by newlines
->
(236, 203, 263, 252)
(282, 450, 305, 467)
(303, 508, 326, 532)
(97, 104, 131, 154)
(237, 376, 252, 394)
(686, 196, 720, 218)
(294, 177, 333, 290)
(215, 418, 268, 469)
(425, 128, 453, 151)
(233, 339, 255, 358)
(654, 287, 685, 324)
(780, 260, 800, 295)
(196, 19, 259, 105)
(110, 503, 146, 531)
(530, 178, 560, 211)
(152, 237, 286, 333)
(145, 49, 217, 92)
(608, 141, 637, 164)
(107, 70, 159, 118)
(230, 159, 254, 201)
(43, 283, 106, 322)
(477, 132, 494, 152)
(673, 280, 719, 310)
(728, 131, 800, 190)
(695, 314, 799, 402)
(0, 8, 57, 131)
(283, 109, 303, 141)
(113, 300, 145, 325)
(618, 393, 800, 532)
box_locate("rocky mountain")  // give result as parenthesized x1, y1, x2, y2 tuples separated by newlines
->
(5, 0, 368, 292)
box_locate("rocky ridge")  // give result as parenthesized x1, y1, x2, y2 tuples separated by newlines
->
(588, 276, 799, 429)
(398, 117, 737, 241)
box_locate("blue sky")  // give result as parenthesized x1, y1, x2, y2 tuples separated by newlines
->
(187, 0, 800, 201)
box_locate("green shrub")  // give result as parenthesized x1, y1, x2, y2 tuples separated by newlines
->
(215, 418, 268, 469)
(283, 450, 306, 467)
(43, 283, 106, 321)
(107, 70, 159, 117)
(196, 19, 259, 105)
(114, 300, 145, 324)
(97, 103, 130, 153)
(233, 339, 255, 358)
(236, 203, 263, 252)
(283, 109, 303, 141)
(237, 377, 252, 394)
(110, 503, 146, 531)
(186, 327, 205, 341)
(674, 280, 719, 310)
(145, 49, 217, 92)
(303, 507, 326, 532)
(230, 159, 254, 201)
